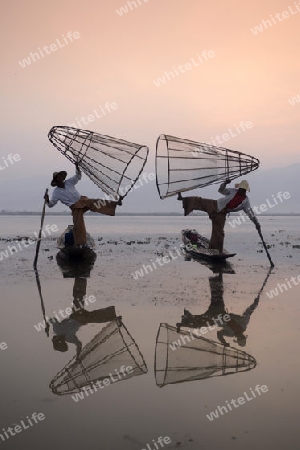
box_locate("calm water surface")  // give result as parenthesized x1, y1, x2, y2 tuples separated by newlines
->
(0, 216, 299, 449)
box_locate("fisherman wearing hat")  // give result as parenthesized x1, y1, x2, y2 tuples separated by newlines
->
(44, 164, 122, 247)
(178, 179, 260, 253)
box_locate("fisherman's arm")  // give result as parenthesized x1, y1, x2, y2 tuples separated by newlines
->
(218, 179, 231, 195)
(68, 163, 82, 185)
(44, 192, 58, 208)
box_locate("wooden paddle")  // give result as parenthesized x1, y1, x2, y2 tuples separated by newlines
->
(33, 188, 48, 269)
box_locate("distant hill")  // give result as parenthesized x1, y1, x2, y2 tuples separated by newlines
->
(0, 164, 299, 213)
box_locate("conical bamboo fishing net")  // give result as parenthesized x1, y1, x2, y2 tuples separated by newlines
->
(50, 319, 148, 395)
(48, 126, 149, 199)
(156, 134, 259, 199)
(155, 323, 256, 387)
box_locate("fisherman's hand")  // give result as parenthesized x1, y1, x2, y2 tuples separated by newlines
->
(44, 193, 49, 203)
(225, 179, 231, 185)
(255, 223, 261, 231)
(75, 162, 80, 171)
(177, 192, 183, 201)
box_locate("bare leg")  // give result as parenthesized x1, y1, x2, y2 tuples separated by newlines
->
(71, 208, 87, 245)
(208, 212, 227, 252)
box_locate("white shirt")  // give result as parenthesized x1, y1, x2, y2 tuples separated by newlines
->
(48, 170, 82, 207)
(217, 182, 258, 224)
(51, 318, 82, 349)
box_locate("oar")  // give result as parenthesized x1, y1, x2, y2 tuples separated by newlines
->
(34, 269, 50, 337)
(257, 227, 274, 268)
(33, 188, 48, 269)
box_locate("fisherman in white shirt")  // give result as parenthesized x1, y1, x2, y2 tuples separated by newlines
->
(178, 179, 260, 253)
(44, 163, 122, 246)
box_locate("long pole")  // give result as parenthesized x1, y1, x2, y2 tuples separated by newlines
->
(33, 188, 48, 269)
(34, 269, 50, 337)
(258, 228, 274, 268)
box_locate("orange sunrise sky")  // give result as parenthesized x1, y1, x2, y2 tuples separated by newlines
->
(2, 0, 300, 184)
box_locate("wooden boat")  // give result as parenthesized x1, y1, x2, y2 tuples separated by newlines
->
(57, 225, 96, 258)
(181, 229, 236, 262)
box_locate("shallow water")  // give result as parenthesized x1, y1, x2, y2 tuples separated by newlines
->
(0, 216, 300, 449)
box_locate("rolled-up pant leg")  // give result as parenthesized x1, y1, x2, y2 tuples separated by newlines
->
(86, 198, 118, 216)
(70, 196, 118, 246)
(182, 196, 226, 251)
(182, 196, 218, 216)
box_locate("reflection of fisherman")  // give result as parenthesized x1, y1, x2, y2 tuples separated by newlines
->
(216, 299, 259, 347)
(44, 163, 122, 247)
(51, 278, 117, 356)
(178, 273, 259, 347)
(178, 180, 260, 253)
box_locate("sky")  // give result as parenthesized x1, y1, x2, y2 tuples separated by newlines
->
(2, 0, 300, 210)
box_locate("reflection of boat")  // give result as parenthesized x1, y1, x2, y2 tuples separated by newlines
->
(50, 318, 148, 395)
(184, 252, 235, 274)
(154, 323, 256, 388)
(57, 225, 96, 258)
(182, 229, 236, 262)
(56, 250, 97, 278)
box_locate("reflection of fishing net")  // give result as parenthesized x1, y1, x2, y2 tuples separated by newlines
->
(48, 126, 149, 199)
(156, 134, 260, 199)
(155, 324, 256, 387)
(50, 319, 148, 395)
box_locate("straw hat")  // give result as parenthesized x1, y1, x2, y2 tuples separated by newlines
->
(237, 180, 250, 192)
(51, 171, 67, 187)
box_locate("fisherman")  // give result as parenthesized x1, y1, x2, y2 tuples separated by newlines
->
(180, 298, 259, 348)
(178, 179, 260, 253)
(44, 163, 122, 247)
